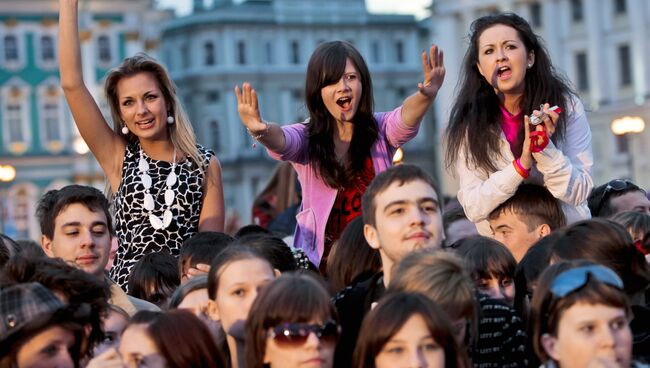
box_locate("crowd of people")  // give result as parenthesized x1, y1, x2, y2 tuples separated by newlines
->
(1, 2, 650, 367)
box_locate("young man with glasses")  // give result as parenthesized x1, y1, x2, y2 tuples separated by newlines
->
(587, 179, 650, 218)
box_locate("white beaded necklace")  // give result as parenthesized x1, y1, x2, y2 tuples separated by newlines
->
(138, 148, 177, 230)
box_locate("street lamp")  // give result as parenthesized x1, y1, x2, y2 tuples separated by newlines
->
(0, 164, 17, 234)
(611, 116, 646, 181)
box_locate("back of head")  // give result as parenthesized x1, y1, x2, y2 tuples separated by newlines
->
(354, 291, 460, 368)
(236, 234, 298, 273)
(326, 216, 381, 292)
(530, 261, 629, 363)
(588, 179, 644, 218)
(180, 232, 234, 270)
(234, 224, 272, 238)
(168, 275, 208, 309)
(362, 164, 439, 227)
(36, 185, 112, 239)
(390, 249, 475, 323)
(551, 219, 650, 298)
(128, 251, 180, 307)
(129, 309, 223, 368)
(450, 235, 516, 281)
(488, 184, 566, 231)
(245, 273, 336, 368)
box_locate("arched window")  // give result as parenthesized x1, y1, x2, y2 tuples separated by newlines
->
(97, 35, 111, 63)
(41, 35, 55, 62)
(4, 35, 18, 62)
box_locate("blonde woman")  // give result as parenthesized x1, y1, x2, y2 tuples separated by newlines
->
(58, 0, 224, 290)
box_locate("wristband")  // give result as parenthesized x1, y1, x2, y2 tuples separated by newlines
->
(247, 121, 269, 148)
(513, 159, 530, 179)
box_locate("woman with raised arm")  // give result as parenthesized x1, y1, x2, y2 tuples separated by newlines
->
(235, 40, 445, 270)
(58, 0, 224, 290)
(445, 13, 593, 235)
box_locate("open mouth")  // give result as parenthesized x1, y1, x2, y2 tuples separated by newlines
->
(136, 119, 155, 128)
(336, 96, 352, 109)
(497, 66, 512, 79)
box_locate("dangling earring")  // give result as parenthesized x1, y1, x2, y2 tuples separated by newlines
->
(527, 63, 533, 69)
(121, 123, 129, 135)
(167, 115, 175, 124)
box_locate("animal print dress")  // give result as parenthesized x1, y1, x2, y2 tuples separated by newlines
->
(110, 141, 213, 290)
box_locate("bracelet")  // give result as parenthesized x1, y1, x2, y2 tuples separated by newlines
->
(247, 121, 269, 140)
(513, 159, 530, 179)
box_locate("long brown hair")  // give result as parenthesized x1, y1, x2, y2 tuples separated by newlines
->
(305, 41, 379, 188)
(445, 13, 574, 175)
(104, 53, 204, 170)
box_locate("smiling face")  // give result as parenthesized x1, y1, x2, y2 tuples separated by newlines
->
(117, 72, 169, 141)
(364, 179, 444, 276)
(542, 302, 632, 368)
(207, 258, 276, 334)
(41, 203, 111, 279)
(476, 24, 534, 99)
(374, 314, 445, 368)
(320, 58, 362, 124)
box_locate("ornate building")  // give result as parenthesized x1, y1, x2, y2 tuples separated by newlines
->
(0, 0, 168, 239)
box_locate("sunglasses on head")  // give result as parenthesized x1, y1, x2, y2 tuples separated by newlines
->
(594, 179, 634, 216)
(549, 265, 624, 298)
(267, 320, 339, 347)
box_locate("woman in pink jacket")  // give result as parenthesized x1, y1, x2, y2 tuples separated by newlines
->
(236, 41, 445, 270)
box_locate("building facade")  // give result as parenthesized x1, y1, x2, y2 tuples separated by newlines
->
(162, 0, 436, 224)
(0, 0, 167, 240)
(431, 0, 650, 198)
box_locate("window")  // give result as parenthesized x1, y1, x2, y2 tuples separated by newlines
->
(265, 41, 273, 64)
(204, 41, 215, 66)
(41, 35, 55, 62)
(290, 41, 300, 64)
(571, 0, 583, 22)
(181, 44, 190, 69)
(39, 82, 64, 147)
(618, 44, 632, 86)
(371, 41, 381, 63)
(210, 120, 222, 152)
(530, 2, 542, 27)
(97, 35, 111, 63)
(206, 90, 220, 103)
(4, 35, 18, 62)
(237, 41, 246, 65)
(575, 51, 589, 91)
(42, 103, 61, 142)
(614, 0, 627, 14)
(7, 103, 23, 142)
(395, 41, 404, 63)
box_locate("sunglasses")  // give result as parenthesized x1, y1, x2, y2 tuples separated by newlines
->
(594, 179, 634, 216)
(267, 320, 339, 347)
(550, 265, 623, 298)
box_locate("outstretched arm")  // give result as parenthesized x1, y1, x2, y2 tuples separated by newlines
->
(400, 44, 445, 127)
(59, 0, 124, 190)
(235, 82, 286, 153)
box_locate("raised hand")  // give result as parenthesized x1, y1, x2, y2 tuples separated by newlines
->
(235, 82, 266, 133)
(418, 44, 446, 99)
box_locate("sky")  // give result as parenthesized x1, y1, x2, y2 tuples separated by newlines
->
(156, 0, 432, 19)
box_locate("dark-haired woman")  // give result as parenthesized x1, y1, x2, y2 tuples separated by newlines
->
(445, 13, 592, 236)
(353, 292, 464, 368)
(245, 273, 339, 368)
(236, 41, 445, 269)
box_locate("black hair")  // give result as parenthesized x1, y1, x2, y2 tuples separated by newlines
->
(304, 40, 379, 188)
(128, 252, 180, 307)
(445, 12, 574, 175)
